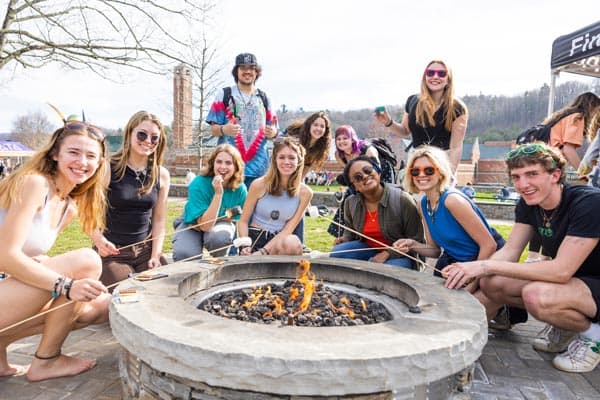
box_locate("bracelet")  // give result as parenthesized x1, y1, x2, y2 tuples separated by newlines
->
(260, 247, 270, 255)
(384, 119, 394, 127)
(64, 279, 74, 300)
(51, 275, 66, 299)
(219, 125, 225, 136)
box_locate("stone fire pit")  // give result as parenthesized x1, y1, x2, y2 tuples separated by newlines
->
(109, 256, 487, 399)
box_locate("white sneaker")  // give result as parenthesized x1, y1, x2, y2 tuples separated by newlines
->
(552, 336, 600, 373)
(533, 324, 577, 353)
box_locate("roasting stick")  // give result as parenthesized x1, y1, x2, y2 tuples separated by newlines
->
(320, 216, 444, 275)
(0, 208, 244, 335)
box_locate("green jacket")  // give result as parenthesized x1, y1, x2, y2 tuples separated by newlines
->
(342, 184, 424, 258)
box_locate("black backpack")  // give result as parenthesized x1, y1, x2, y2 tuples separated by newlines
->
(222, 86, 269, 117)
(361, 137, 397, 184)
(515, 110, 579, 145)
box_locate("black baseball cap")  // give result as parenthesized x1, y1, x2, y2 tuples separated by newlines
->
(235, 53, 257, 66)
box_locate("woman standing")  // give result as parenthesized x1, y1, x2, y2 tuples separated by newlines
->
(286, 111, 332, 176)
(393, 146, 504, 319)
(238, 137, 312, 255)
(0, 118, 110, 381)
(91, 111, 170, 287)
(172, 144, 247, 261)
(331, 156, 423, 268)
(376, 60, 468, 173)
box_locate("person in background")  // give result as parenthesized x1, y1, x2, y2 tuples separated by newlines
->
(238, 137, 312, 256)
(461, 181, 476, 199)
(444, 143, 600, 373)
(0, 116, 110, 381)
(91, 111, 170, 288)
(494, 185, 510, 201)
(578, 112, 600, 187)
(185, 168, 196, 186)
(331, 155, 423, 268)
(375, 59, 468, 173)
(172, 144, 247, 261)
(394, 146, 506, 319)
(206, 53, 277, 188)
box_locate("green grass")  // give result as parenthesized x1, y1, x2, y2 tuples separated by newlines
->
(51, 201, 523, 261)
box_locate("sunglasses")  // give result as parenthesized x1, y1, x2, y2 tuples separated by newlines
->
(136, 130, 160, 145)
(425, 69, 447, 78)
(409, 166, 438, 177)
(64, 121, 105, 143)
(505, 144, 551, 160)
(351, 166, 375, 184)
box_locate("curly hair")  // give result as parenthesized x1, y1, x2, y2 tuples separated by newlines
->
(300, 111, 331, 171)
(200, 144, 245, 190)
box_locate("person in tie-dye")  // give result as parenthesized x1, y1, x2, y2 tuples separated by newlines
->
(206, 53, 277, 188)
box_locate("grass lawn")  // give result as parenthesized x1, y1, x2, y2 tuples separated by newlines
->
(50, 200, 525, 260)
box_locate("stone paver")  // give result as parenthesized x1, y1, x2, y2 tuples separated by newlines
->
(3, 311, 600, 399)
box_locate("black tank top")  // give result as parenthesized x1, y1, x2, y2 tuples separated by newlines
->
(105, 164, 159, 246)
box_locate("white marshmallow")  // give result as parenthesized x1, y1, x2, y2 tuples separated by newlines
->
(233, 237, 252, 248)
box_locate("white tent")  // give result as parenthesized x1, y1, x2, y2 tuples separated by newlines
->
(548, 21, 600, 113)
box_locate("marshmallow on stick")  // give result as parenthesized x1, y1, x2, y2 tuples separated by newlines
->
(233, 237, 252, 248)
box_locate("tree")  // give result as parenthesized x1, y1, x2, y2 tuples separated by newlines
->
(11, 111, 53, 149)
(0, 1, 211, 76)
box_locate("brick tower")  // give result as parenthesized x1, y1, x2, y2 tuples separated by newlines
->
(173, 64, 193, 149)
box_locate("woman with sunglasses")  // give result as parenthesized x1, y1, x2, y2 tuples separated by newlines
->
(237, 137, 312, 256)
(172, 144, 247, 261)
(375, 60, 468, 173)
(90, 111, 170, 288)
(330, 155, 423, 268)
(393, 146, 504, 318)
(0, 118, 111, 381)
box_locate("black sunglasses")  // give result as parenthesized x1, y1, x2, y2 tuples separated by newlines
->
(409, 166, 438, 177)
(136, 130, 160, 145)
(64, 121, 105, 143)
(351, 166, 375, 184)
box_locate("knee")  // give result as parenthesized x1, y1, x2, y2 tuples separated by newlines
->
(71, 248, 102, 279)
(522, 282, 553, 319)
(173, 246, 202, 262)
(280, 235, 302, 255)
(204, 231, 233, 250)
(479, 276, 505, 301)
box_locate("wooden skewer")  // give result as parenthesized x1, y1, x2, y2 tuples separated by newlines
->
(320, 215, 444, 275)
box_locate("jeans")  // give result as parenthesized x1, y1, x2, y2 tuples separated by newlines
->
(330, 240, 414, 269)
(172, 219, 236, 261)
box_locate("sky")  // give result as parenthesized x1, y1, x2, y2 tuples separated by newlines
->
(0, 0, 598, 132)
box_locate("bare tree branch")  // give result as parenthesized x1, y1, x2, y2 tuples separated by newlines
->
(1, 0, 209, 77)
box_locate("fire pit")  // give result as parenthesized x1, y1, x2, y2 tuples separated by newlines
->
(110, 256, 487, 399)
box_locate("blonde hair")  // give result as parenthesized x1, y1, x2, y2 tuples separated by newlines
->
(404, 146, 453, 194)
(111, 111, 166, 196)
(200, 144, 245, 190)
(264, 137, 305, 196)
(0, 124, 109, 235)
(417, 60, 467, 132)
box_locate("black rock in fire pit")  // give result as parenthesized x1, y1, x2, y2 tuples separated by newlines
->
(198, 280, 392, 326)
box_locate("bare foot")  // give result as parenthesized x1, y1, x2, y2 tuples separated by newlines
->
(27, 354, 96, 382)
(0, 363, 29, 377)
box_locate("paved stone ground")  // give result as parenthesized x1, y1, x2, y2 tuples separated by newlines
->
(2, 317, 600, 399)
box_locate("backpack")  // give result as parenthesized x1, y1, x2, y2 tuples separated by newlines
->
(222, 86, 269, 116)
(515, 110, 579, 145)
(361, 137, 397, 184)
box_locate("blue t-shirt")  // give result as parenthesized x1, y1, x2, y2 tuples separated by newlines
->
(183, 175, 247, 224)
(422, 188, 495, 261)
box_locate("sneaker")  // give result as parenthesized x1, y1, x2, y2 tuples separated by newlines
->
(488, 305, 512, 330)
(302, 245, 312, 254)
(533, 324, 577, 353)
(552, 336, 600, 373)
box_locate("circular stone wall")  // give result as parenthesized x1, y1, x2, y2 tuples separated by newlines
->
(109, 256, 487, 398)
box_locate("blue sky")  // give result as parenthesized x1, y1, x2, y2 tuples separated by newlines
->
(0, 0, 597, 132)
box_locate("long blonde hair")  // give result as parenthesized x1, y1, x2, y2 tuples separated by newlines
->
(0, 124, 109, 234)
(264, 137, 305, 196)
(417, 60, 467, 132)
(111, 111, 166, 195)
(200, 144, 245, 190)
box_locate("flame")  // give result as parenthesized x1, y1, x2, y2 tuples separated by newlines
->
(243, 286, 264, 309)
(296, 260, 316, 312)
(289, 287, 299, 301)
(273, 296, 287, 315)
(360, 299, 367, 312)
(326, 297, 356, 319)
(340, 297, 350, 306)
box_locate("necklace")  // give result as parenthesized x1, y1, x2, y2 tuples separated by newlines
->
(426, 198, 439, 222)
(366, 210, 378, 223)
(538, 187, 562, 237)
(128, 164, 147, 186)
(51, 177, 68, 201)
(237, 85, 255, 107)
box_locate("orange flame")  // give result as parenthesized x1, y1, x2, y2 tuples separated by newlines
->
(326, 297, 356, 319)
(360, 299, 367, 312)
(296, 260, 316, 312)
(273, 296, 287, 315)
(289, 287, 299, 301)
(243, 286, 264, 309)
